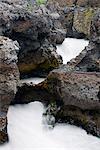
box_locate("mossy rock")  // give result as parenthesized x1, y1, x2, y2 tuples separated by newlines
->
(73, 7, 97, 38)
(18, 55, 62, 78)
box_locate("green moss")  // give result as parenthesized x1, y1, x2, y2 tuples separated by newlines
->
(74, 7, 95, 38)
(18, 63, 37, 73)
(27, 0, 33, 12)
(39, 58, 59, 70)
(83, 8, 94, 36)
(36, 0, 46, 5)
(85, 8, 94, 18)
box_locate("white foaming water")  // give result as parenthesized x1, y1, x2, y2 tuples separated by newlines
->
(1, 38, 100, 150)
(57, 38, 89, 64)
(1, 102, 100, 150)
(20, 77, 45, 84)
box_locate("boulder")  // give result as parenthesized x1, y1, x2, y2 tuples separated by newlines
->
(0, 36, 19, 144)
(0, 0, 64, 78)
(65, 7, 99, 39)
(44, 69, 100, 137)
(18, 40, 62, 78)
(47, 0, 100, 39)
(46, 70, 100, 110)
(67, 11, 100, 72)
(73, 7, 95, 39)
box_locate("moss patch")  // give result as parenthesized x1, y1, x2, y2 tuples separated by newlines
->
(73, 7, 95, 38)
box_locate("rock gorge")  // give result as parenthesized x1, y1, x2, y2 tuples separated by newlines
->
(14, 8, 100, 137)
(0, 0, 100, 144)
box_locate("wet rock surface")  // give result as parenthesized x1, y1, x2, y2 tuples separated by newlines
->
(0, 36, 19, 144)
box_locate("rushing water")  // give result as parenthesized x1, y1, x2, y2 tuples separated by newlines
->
(1, 38, 100, 150)
(20, 77, 45, 84)
(57, 38, 89, 64)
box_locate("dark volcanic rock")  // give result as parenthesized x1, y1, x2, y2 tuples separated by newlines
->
(44, 70, 100, 137)
(66, 11, 100, 72)
(66, 7, 99, 39)
(48, 0, 100, 39)
(64, 42, 100, 72)
(14, 71, 100, 137)
(43, 11, 100, 137)
(90, 10, 100, 44)
(13, 81, 54, 105)
(0, 36, 19, 144)
(0, 0, 65, 78)
(18, 40, 62, 78)
(72, 7, 95, 39)
(14, 11, 100, 137)
(46, 71, 100, 110)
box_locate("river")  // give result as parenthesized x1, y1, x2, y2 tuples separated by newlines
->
(1, 38, 100, 150)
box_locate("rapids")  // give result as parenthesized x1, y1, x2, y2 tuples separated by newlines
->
(1, 38, 100, 150)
